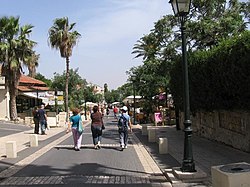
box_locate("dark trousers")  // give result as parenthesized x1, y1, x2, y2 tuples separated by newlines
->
(33, 118, 39, 134)
(91, 126, 102, 145)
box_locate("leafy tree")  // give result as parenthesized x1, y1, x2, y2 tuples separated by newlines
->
(130, 0, 249, 114)
(189, 0, 248, 50)
(35, 72, 52, 87)
(132, 33, 160, 61)
(0, 16, 36, 120)
(51, 68, 87, 109)
(48, 17, 81, 120)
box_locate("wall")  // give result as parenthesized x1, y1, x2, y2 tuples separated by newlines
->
(180, 110, 250, 152)
(0, 88, 10, 120)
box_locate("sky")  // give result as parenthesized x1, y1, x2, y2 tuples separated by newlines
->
(0, 0, 171, 90)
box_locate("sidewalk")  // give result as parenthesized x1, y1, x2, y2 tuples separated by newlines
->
(0, 126, 65, 160)
(133, 124, 250, 186)
(0, 120, 92, 160)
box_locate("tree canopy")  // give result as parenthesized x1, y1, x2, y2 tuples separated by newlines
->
(128, 0, 250, 113)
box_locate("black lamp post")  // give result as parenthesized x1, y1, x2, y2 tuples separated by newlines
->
(84, 88, 87, 120)
(131, 75, 136, 125)
(169, 0, 195, 172)
(84, 100, 87, 120)
(55, 87, 58, 114)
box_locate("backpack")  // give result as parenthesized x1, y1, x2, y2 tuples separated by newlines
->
(118, 114, 128, 131)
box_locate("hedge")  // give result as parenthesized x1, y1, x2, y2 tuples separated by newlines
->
(170, 31, 250, 112)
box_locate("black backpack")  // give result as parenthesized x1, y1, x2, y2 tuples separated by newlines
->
(118, 114, 128, 131)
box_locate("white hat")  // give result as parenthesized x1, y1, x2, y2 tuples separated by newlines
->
(121, 106, 128, 111)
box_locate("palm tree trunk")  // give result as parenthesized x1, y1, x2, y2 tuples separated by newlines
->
(9, 70, 19, 121)
(9, 88, 18, 121)
(65, 57, 70, 122)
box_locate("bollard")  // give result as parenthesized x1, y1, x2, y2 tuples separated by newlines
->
(211, 162, 250, 187)
(148, 128, 156, 142)
(141, 124, 148, 136)
(6, 141, 17, 158)
(30, 134, 38, 147)
(159, 138, 168, 154)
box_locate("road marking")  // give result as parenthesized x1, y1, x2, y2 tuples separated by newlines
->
(55, 144, 124, 149)
(0, 127, 25, 132)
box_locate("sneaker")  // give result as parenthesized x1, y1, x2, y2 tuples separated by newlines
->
(124, 145, 128, 149)
(97, 141, 101, 149)
(121, 145, 125, 149)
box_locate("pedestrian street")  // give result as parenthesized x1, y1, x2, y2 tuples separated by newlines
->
(0, 116, 170, 186)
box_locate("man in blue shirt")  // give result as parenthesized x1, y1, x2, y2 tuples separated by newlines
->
(118, 106, 132, 150)
(38, 105, 47, 135)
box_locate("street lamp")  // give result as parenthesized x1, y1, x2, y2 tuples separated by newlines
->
(55, 87, 58, 114)
(84, 100, 87, 120)
(169, 0, 196, 172)
(131, 75, 136, 125)
(83, 88, 87, 120)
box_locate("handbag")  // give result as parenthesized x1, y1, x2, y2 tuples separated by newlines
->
(77, 116, 84, 134)
(102, 123, 105, 130)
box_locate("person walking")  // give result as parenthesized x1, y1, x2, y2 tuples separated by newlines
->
(66, 108, 83, 151)
(91, 105, 104, 149)
(37, 104, 47, 135)
(113, 105, 118, 119)
(117, 106, 132, 150)
(32, 106, 39, 134)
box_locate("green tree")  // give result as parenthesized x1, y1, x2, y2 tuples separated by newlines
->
(26, 52, 39, 78)
(0, 16, 36, 120)
(48, 17, 81, 120)
(35, 73, 52, 87)
(130, 0, 249, 114)
(189, 0, 248, 50)
(51, 68, 87, 109)
(132, 33, 160, 61)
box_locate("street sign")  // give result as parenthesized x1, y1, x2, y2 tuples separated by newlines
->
(57, 91, 63, 96)
(57, 96, 64, 101)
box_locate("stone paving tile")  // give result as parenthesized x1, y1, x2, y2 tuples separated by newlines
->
(0, 175, 160, 185)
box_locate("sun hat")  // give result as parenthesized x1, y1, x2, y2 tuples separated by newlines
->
(121, 106, 128, 111)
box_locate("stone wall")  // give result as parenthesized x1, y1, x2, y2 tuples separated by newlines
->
(180, 110, 250, 152)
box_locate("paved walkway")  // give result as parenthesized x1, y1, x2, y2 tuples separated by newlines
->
(0, 122, 68, 160)
(0, 119, 171, 186)
(133, 124, 250, 187)
(0, 120, 249, 187)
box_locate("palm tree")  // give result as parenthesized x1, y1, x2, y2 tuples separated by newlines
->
(25, 52, 39, 78)
(0, 16, 36, 121)
(132, 33, 159, 61)
(48, 17, 81, 120)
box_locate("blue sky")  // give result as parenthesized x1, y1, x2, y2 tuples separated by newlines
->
(0, 0, 170, 90)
